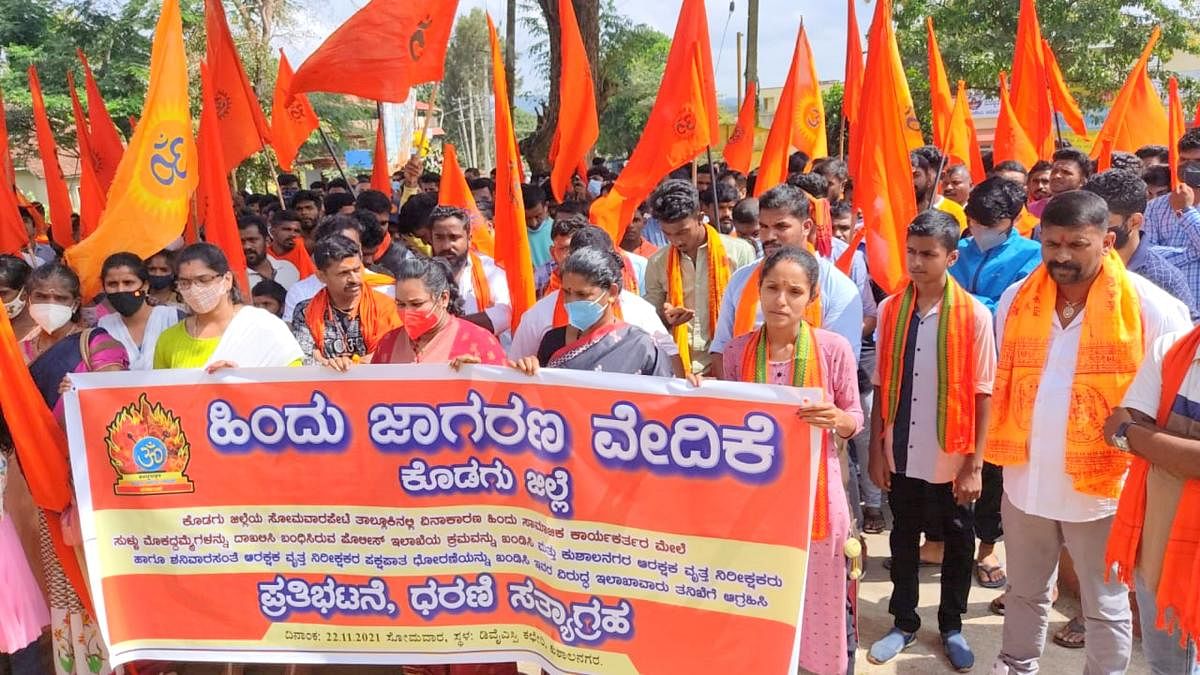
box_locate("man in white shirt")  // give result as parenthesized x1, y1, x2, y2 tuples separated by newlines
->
(240, 217, 300, 291)
(429, 205, 511, 336)
(989, 191, 1191, 675)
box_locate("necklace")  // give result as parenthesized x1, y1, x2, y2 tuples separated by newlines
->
(1062, 299, 1084, 320)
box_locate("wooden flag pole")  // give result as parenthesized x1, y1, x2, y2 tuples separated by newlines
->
(704, 147, 721, 224)
(260, 141, 287, 208)
(317, 125, 356, 196)
(416, 84, 440, 165)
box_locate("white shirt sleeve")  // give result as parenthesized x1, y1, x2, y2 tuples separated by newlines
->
(483, 260, 512, 335)
(622, 291, 678, 356)
(509, 293, 554, 359)
(821, 263, 864, 361)
(1121, 332, 1183, 417)
(709, 263, 752, 355)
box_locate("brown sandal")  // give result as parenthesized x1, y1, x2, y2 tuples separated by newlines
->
(1052, 616, 1086, 649)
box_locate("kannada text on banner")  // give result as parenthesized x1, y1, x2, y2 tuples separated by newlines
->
(63, 365, 820, 673)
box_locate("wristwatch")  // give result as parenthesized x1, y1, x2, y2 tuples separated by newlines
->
(1112, 421, 1135, 453)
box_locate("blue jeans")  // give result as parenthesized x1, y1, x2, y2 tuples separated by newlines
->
(1136, 573, 1200, 674)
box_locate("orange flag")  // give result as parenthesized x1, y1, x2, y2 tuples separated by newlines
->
(66, 0, 198, 301)
(843, 0, 865, 127)
(205, 0, 270, 170)
(441, 143, 494, 256)
(28, 66, 75, 247)
(66, 71, 106, 238)
(1042, 39, 1087, 136)
(926, 17, 955, 147)
(724, 81, 757, 174)
(290, 0, 459, 103)
(1010, 0, 1055, 159)
(946, 80, 986, 182)
(77, 49, 125, 193)
(0, 85, 12, 184)
(993, 72, 1039, 170)
(589, 0, 718, 240)
(488, 14, 535, 327)
(549, 0, 599, 203)
(853, 0, 918, 295)
(1169, 76, 1186, 187)
(755, 25, 827, 196)
(198, 61, 250, 296)
(371, 111, 391, 196)
(0, 86, 25, 255)
(270, 50, 319, 172)
(1090, 27, 1167, 171)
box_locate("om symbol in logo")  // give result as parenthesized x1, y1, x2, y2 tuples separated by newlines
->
(409, 16, 433, 60)
(673, 107, 697, 138)
(728, 125, 745, 144)
(150, 134, 188, 187)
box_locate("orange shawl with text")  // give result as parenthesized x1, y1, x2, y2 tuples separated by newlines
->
(667, 225, 730, 366)
(304, 286, 402, 358)
(469, 251, 493, 311)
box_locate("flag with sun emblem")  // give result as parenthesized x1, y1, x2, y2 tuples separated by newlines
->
(66, 0, 197, 300)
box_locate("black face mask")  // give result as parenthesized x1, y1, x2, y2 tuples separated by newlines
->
(108, 290, 147, 317)
(148, 274, 174, 291)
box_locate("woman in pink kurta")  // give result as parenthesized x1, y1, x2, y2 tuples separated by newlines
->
(721, 246, 862, 675)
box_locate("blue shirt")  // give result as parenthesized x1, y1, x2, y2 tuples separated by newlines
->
(1142, 195, 1200, 306)
(527, 217, 554, 269)
(1127, 235, 1198, 321)
(641, 217, 668, 248)
(950, 228, 1042, 313)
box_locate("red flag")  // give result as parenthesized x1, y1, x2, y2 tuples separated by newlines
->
(589, 0, 717, 239)
(1169, 76, 1186, 187)
(198, 61, 251, 296)
(755, 25, 827, 196)
(290, 0, 459, 103)
(371, 112, 391, 196)
(993, 71, 1039, 170)
(488, 14, 535, 327)
(549, 0, 599, 202)
(28, 66, 75, 247)
(1011, 0, 1055, 159)
(1090, 28, 1166, 171)
(0, 85, 25, 255)
(205, 0, 270, 170)
(843, 0, 865, 126)
(926, 18, 955, 148)
(66, 71, 106, 237)
(1042, 39, 1087, 137)
(77, 49, 125, 193)
(852, 0, 918, 295)
(723, 81, 757, 174)
(441, 143, 494, 256)
(270, 51, 319, 172)
(946, 80, 986, 182)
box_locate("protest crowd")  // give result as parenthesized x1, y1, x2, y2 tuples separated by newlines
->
(2, 0, 1200, 673)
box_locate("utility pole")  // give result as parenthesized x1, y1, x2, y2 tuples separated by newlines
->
(505, 0, 517, 126)
(736, 31, 744, 109)
(746, 0, 758, 110)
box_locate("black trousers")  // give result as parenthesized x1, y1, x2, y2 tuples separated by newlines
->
(888, 473, 974, 633)
(922, 460, 1002, 545)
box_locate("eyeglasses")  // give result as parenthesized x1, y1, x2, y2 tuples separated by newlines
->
(175, 273, 224, 291)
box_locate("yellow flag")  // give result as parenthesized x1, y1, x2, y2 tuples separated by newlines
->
(66, 0, 197, 299)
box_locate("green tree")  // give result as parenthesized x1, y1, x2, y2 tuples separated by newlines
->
(441, 8, 495, 172)
(595, 23, 671, 156)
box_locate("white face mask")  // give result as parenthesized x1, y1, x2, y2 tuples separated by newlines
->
(971, 226, 1007, 252)
(180, 277, 229, 315)
(28, 302, 74, 333)
(4, 291, 25, 318)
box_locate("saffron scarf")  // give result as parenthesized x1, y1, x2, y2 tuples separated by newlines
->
(738, 324, 831, 540)
(468, 250, 493, 311)
(732, 260, 823, 338)
(1106, 325, 1200, 648)
(667, 225, 730, 367)
(274, 238, 317, 277)
(876, 278, 977, 454)
(304, 286, 402, 358)
(985, 252, 1143, 497)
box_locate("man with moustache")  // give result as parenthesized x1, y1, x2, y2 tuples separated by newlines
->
(241, 216, 300, 291)
(428, 205, 511, 336)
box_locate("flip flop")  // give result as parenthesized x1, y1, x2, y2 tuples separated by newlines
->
(863, 507, 886, 534)
(975, 560, 1007, 589)
(1052, 616, 1086, 649)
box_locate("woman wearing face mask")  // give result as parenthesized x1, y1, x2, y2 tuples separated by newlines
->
(19, 263, 128, 675)
(0, 255, 35, 339)
(510, 247, 673, 376)
(97, 252, 182, 371)
(372, 256, 505, 366)
(144, 249, 185, 310)
(153, 243, 302, 371)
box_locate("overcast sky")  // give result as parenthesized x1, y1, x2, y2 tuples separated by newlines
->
(281, 0, 866, 100)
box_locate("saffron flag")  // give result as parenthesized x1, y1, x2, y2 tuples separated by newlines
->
(1010, 0, 1055, 159)
(1090, 27, 1167, 171)
(66, 0, 198, 301)
(270, 51, 319, 172)
(0, 85, 25, 255)
(993, 72, 1039, 171)
(488, 14, 535, 327)
(926, 17, 955, 147)
(371, 111, 391, 196)
(849, 0, 921, 184)
(77, 49, 125, 193)
(1042, 40, 1087, 136)
(1169, 76, 1186, 187)
(843, 0, 865, 127)
(589, 0, 718, 240)
(441, 143, 494, 256)
(29, 66, 75, 247)
(198, 61, 250, 296)
(205, 0, 270, 170)
(67, 71, 106, 238)
(947, 80, 986, 182)
(852, 0, 918, 295)
(754, 24, 827, 196)
(723, 81, 757, 174)
(289, 0, 459, 103)
(0, 84, 12, 184)
(549, 0, 599, 203)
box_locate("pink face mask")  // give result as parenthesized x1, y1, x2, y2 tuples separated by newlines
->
(401, 307, 441, 340)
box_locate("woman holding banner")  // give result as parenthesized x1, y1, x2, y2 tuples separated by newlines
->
(720, 246, 862, 675)
(153, 243, 303, 371)
(372, 256, 506, 366)
(509, 247, 673, 376)
(19, 262, 127, 675)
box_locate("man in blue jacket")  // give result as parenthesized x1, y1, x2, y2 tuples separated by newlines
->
(953, 177, 1042, 311)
